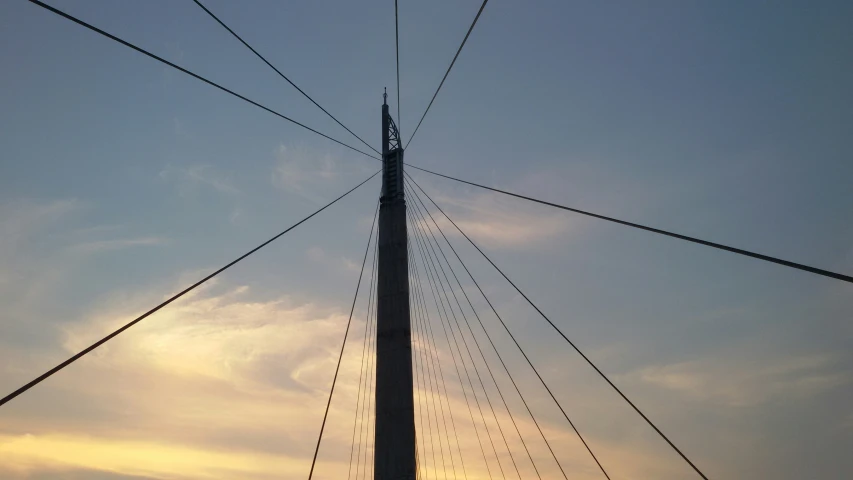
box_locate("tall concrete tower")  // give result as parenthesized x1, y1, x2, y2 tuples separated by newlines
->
(373, 91, 416, 480)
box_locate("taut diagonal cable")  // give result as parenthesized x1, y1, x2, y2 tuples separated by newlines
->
(406, 0, 489, 149)
(395, 0, 402, 135)
(408, 243, 446, 479)
(408, 204, 524, 479)
(356, 272, 379, 480)
(27, 0, 379, 161)
(406, 176, 603, 479)
(347, 242, 378, 480)
(406, 183, 546, 479)
(409, 237, 470, 480)
(409, 264, 429, 480)
(191, 0, 379, 155)
(0, 171, 378, 409)
(407, 164, 851, 284)
(409, 211, 502, 479)
(407, 174, 709, 479)
(307, 198, 380, 480)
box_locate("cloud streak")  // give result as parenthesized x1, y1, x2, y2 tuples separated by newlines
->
(270, 144, 340, 203)
(68, 237, 168, 254)
(0, 278, 364, 479)
(408, 186, 578, 249)
(636, 353, 850, 407)
(160, 164, 240, 196)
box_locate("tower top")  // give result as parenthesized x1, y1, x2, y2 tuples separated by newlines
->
(381, 89, 403, 200)
(383, 87, 387, 105)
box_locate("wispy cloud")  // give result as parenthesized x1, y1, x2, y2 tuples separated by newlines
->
(271, 144, 340, 202)
(0, 199, 81, 252)
(0, 199, 169, 351)
(68, 237, 168, 254)
(0, 271, 692, 480)
(306, 246, 360, 272)
(0, 199, 84, 331)
(172, 117, 186, 137)
(3, 263, 850, 479)
(408, 187, 577, 249)
(636, 353, 850, 407)
(160, 164, 240, 196)
(0, 433, 310, 480)
(0, 276, 371, 479)
(228, 207, 242, 225)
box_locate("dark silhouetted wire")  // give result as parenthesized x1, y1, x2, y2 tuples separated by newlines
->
(412, 223, 486, 479)
(356, 266, 379, 479)
(406, 177, 603, 479)
(410, 237, 492, 479)
(407, 183, 546, 479)
(406, 178, 569, 479)
(408, 164, 851, 284)
(395, 0, 402, 136)
(308, 198, 380, 480)
(409, 212, 501, 479)
(348, 242, 378, 480)
(412, 233, 455, 478)
(409, 238, 469, 480)
(356, 268, 379, 480)
(406, 0, 489, 149)
(408, 243, 446, 479)
(27, 0, 379, 161)
(408, 262, 429, 480)
(0, 171, 379, 409)
(417, 236, 469, 480)
(358, 251, 380, 480)
(366, 306, 379, 480)
(191, 0, 379, 155)
(407, 174, 709, 479)
(408, 205, 525, 479)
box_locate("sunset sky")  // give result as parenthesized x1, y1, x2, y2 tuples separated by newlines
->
(1, 0, 852, 479)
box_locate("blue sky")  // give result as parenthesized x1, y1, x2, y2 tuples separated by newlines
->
(1, 0, 851, 478)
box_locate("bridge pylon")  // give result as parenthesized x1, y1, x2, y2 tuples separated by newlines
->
(373, 90, 416, 480)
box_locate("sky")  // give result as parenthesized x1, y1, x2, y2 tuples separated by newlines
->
(1, 0, 852, 478)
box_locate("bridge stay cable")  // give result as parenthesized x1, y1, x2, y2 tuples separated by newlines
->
(191, 0, 380, 155)
(406, 0, 489, 149)
(414, 223, 492, 480)
(411, 234, 458, 479)
(407, 212, 505, 479)
(359, 276, 379, 480)
(416, 218, 502, 475)
(0, 171, 379, 409)
(395, 0, 402, 136)
(406, 179, 584, 479)
(406, 177, 607, 479)
(406, 174, 710, 479)
(407, 183, 552, 480)
(406, 249, 425, 480)
(412, 217, 496, 479)
(307, 198, 380, 480)
(410, 233, 496, 479)
(408, 205, 527, 479)
(409, 242, 452, 480)
(347, 242, 378, 480)
(408, 265, 430, 480)
(368, 287, 382, 480)
(409, 237, 471, 480)
(26, 0, 380, 161)
(408, 164, 852, 285)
